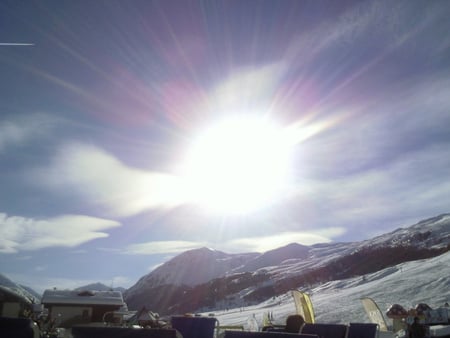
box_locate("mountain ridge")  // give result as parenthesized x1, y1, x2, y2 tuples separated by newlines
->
(75, 282, 126, 293)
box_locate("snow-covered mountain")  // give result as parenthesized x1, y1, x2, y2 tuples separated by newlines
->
(127, 247, 258, 293)
(126, 243, 314, 299)
(243, 213, 450, 282)
(124, 214, 450, 314)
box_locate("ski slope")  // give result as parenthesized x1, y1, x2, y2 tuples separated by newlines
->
(210, 251, 450, 328)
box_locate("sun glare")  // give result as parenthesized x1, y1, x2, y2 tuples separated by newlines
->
(181, 116, 293, 215)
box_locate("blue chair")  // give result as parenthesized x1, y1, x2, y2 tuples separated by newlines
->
(347, 323, 378, 338)
(171, 316, 217, 338)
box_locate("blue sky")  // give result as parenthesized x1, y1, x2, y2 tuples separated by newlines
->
(1, 0, 449, 293)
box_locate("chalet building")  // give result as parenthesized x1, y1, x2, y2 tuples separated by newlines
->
(41, 289, 126, 328)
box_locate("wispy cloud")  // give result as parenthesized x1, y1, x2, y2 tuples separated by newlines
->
(0, 114, 57, 151)
(0, 213, 120, 254)
(285, 1, 440, 69)
(288, 142, 450, 239)
(33, 143, 186, 217)
(34, 265, 47, 272)
(0, 121, 26, 151)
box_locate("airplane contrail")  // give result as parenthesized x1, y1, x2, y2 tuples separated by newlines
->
(0, 43, 35, 46)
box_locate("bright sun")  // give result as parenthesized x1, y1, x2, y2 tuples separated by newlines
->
(181, 116, 293, 215)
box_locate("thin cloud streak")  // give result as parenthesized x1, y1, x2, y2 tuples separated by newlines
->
(220, 229, 346, 253)
(124, 240, 207, 255)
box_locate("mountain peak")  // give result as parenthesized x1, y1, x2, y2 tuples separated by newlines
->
(125, 247, 259, 298)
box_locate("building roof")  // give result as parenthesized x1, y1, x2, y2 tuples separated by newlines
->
(41, 289, 124, 306)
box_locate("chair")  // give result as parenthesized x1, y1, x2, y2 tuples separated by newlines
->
(0, 317, 35, 338)
(347, 323, 378, 338)
(171, 316, 218, 338)
(71, 326, 178, 338)
(301, 323, 348, 338)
